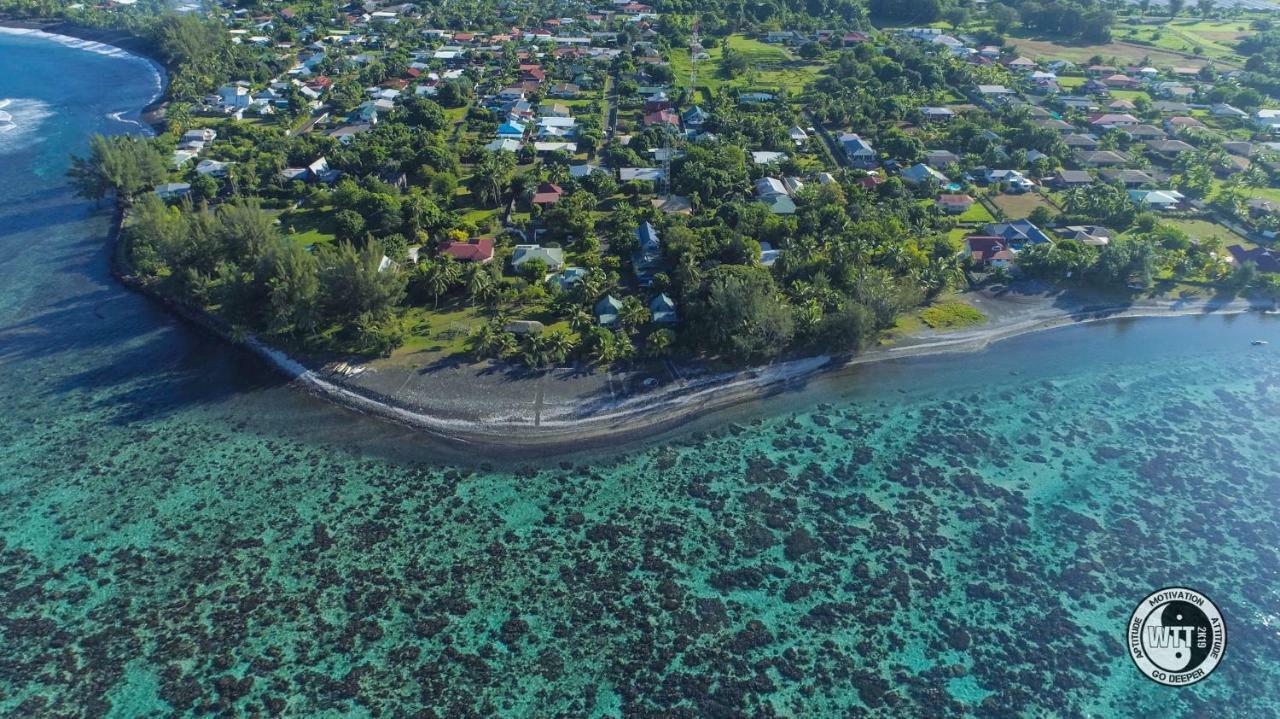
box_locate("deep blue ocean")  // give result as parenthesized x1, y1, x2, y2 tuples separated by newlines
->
(1, 29, 1278, 718)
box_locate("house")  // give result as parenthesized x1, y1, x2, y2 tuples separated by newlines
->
(496, 120, 527, 139)
(1074, 150, 1129, 168)
(1102, 74, 1140, 89)
(901, 163, 949, 186)
(1228, 245, 1280, 272)
(650, 294, 677, 324)
(570, 164, 603, 179)
(1151, 101, 1191, 114)
(504, 320, 546, 336)
(788, 126, 809, 145)
(920, 106, 956, 122)
(1222, 141, 1255, 158)
(484, 138, 522, 153)
(1100, 169, 1157, 187)
(964, 236, 1014, 269)
(1253, 109, 1280, 133)
(216, 84, 252, 109)
(985, 220, 1051, 248)
(976, 85, 1015, 101)
(195, 159, 231, 177)
(154, 182, 192, 200)
(183, 128, 217, 144)
(633, 222, 663, 282)
(925, 149, 959, 168)
(538, 102, 572, 118)
(1211, 103, 1248, 119)
(643, 109, 680, 128)
(755, 177, 797, 214)
(530, 182, 563, 205)
(1006, 56, 1036, 72)
(1145, 139, 1197, 160)
(759, 241, 782, 267)
(1038, 118, 1074, 133)
(511, 245, 565, 272)
(739, 92, 776, 103)
(1128, 189, 1185, 211)
(1050, 170, 1095, 189)
(438, 238, 495, 263)
(682, 106, 708, 128)
(1126, 124, 1167, 141)
(1063, 134, 1101, 151)
(838, 133, 876, 168)
(1089, 113, 1139, 130)
(1165, 116, 1206, 133)
(936, 193, 975, 213)
(619, 167, 665, 183)
(982, 169, 1035, 192)
(594, 295, 623, 327)
(1059, 225, 1112, 246)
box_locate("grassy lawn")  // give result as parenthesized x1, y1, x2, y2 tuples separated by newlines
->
(990, 192, 1055, 219)
(392, 303, 489, 360)
(956, 202, 996, 224)
(920, 301, 987, 330)
(277, 207, 337, 248)
(1165, 217, 1251, 248)
(668, 33, 828, 96)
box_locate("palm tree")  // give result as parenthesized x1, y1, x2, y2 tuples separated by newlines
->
(470, 323, 516, 359)
(618, 296, 650, 334)
(545, 329, 578, 365)
(465, 263, 496, 306)
(567, 307, 594, 334)
(423, 256, 461, 308)
(521, 331, 555, 368)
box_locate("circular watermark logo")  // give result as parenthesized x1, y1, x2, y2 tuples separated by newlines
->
(1127, 587, 1226, 686)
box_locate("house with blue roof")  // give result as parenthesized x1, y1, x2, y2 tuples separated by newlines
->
(984, 220, 1051, 249)
(632, 222, 663, 284)
(594, 295, 623, 327)
(650, 294, 678, 324)
(496, 120, 527, 139)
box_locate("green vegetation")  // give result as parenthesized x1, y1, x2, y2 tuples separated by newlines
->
(920, 302, 987, 329)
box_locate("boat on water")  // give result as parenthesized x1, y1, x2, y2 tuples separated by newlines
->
(1252, 340, 1268, 346)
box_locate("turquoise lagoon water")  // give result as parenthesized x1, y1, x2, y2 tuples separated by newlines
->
(2, 31, 1280, 718)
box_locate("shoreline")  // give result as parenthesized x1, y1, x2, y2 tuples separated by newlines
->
(0, 19, 169, 130)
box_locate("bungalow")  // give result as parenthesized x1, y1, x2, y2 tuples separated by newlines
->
(650, 294, 678, 324)
(682, 106, 709, 128)
(788, 126, 809, 146)
(983, 169, 1035, 192)
(1059, 225, 1112, 246)
(438, 238, 495, 263)
(570, 164, 604, 179)
(512, 245, 565, 272)
(1165, 116, 1206, 133)
(1228, 245, 1280, 273)
(739, 92, 776, 104)
(619, 167, 665, 183)
(154, 182, 192, 200)
(985, 220, 1051, 248)
(183, 128, 217, 145)
(759, 242, 782, 267)
(1102, 74, 1140, 89)
(1074, 150, 1129, 168)
(1063, 134, 1101, 151)
(533, 142, 578, 154)
(755, 177, 797, 214)
(594, 295, 623, 327)
(1050, 170, 1095, 189)
(925, 149, 959, 168)
(496, 120, 527, 139)
(936, 193, 975, 213)
(901, 163, 949, 186)
(964, 236, 1014, 269)
(1090, 113, 1139, 130)
(1006, 56, 1036, 72)
(195, 159, 232, 177)
(531, 182, 564, 205)
(1145, 139, 1197, 160)
(1038, 118, 1074, 133)
(751, 150, 788, 165)
(549, 83, 580, 98)
(1126, 124, 1167, 141)
(1128, 189, 1185, 211)
(216, 84, 252, 110)
(484, 138, 522, 153)
(643, 110, 680, 128)
(1211, 103, 1248, 119)
(1151, 101, 1191, 114)
(633, 222, 663, 283)
(920, 106, 956, 122)
(1253, 109, 1280, 133)
(977, 85, 1015, 101)
(1100, 168, 1157, 187)
(838, 133, 876, 168)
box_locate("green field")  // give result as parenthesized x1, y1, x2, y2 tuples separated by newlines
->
(668, 34, 828, 96)
(920, 301, 987, 329)
(277, 207, 337, 247)
(1114, 19, 1252, 63)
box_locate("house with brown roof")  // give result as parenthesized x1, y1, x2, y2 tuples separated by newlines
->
(964, 236, 1013, 269)
(531, 182, 564, 205)
(438, 238, 495, 263)
(936, 194, 976, 213)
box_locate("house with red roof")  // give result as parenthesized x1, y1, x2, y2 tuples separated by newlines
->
(964, 236, 1014, 269)
(439, 238, 495, 263)
(643, 110, 680, 128)
(531, 182, 564, 205)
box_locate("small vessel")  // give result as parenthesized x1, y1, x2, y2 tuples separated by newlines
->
(1252, 340, 1268, 346)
